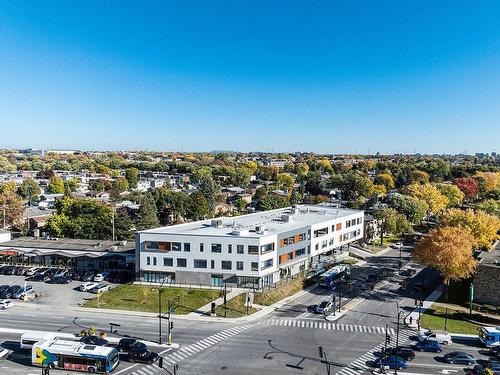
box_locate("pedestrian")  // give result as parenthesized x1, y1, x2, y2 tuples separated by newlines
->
(409, 316, 413, 325)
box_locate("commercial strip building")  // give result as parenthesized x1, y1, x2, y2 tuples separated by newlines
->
(0, 236, 135, 272)
(474, 241, 500, 306)
(136, 205, 364, 290)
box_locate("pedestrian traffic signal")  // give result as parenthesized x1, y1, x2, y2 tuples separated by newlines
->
(385, 335, 391, 344)
(173, 364, 179, 375)
(347, 282, 352, 291)
(158, 356, 163, 368)
(169, 322, 174, 330)
(318, 346, 324, 359)
(211, 302, 216, 314)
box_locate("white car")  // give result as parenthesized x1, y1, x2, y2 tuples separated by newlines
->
(315, 300, 333, 314)
(418, 330, 452, 345)
(93, 272, 109, 282)
(80, 282, 98, 292)
(25, 268, 38, 276)
(91, 284, 112, 294)
(0, 300, 13, 310)
(0, 345, 8, 359)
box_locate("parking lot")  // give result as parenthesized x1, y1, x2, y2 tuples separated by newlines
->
(0, 265, 131, 308)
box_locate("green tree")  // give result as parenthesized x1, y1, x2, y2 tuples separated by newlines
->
(125, 167, 140, 188)
(475, 199, 500, 217)
(47, 176, 65, 194)
(276, 173, 295, 193)
(63, 177, 79, 193)
(374, 173, 395, 190)
(374, 207, 412, 246)
(436, 183, 465, 207)
(114, 208, 134, 240)
(330, 171, 374, 203)
(112, 177, 129, 193)
(188, 191, 209, 220)
(389, 194, 428, 224)
(257, 194, 289, 211)
(18, 178, 41, 199)
(199, 176, 221, 216)
(136, 192, 160, 230)
(234, 198, 248, 212)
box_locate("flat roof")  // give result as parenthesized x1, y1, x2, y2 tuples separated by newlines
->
(140, 205, 363, 238)
(479, 241, 500, 269)
(0, 237, 134, 253)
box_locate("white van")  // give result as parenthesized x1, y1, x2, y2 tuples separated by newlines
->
(418, 330, 452, 345)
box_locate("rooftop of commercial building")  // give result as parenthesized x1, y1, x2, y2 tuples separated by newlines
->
(140, 205, 363, 238)
(479, 241, 500, 269)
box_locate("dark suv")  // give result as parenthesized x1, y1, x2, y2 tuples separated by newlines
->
(382, 346, 416, 361)
(128, 345, 159, 364)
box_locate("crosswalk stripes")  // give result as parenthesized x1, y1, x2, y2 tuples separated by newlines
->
(262, 319, 396, 335)
(334, 328, 415, 375)
(127, 325, 252, 375)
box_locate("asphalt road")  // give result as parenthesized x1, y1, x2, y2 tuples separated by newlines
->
(0, 242, 495, 375)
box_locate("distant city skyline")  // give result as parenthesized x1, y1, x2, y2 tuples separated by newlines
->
(1, 1, 500, 154)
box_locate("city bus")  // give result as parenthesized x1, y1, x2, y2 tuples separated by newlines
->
(20, 331, 79, 349)
(317, 264, 350, 290)
(479, 326, 500, 348)
(32, 339, 119, 373)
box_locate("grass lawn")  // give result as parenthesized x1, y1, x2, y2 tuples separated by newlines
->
(215, 293, 259, 318)
(420, 305, 481, 335)
(253, 277, 311, 306)
(83, 285, 221, 315)
(371, 235, 400, 248)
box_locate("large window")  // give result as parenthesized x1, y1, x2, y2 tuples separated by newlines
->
(251, 262, 259, 271)
(146, 257, 151, 266)
(248, 245, 259, 255)
(236, 261, 244, 271)
(260, 243, 274, 255)
(177, 258, 187, 267)
(346, 220, 351, 228)
(321, 240, 328, 248)
(211, 260, 215, 269)
(296, 248, 306, 257)
(184, 243, 191, 252)
(211, 244, 222, 253)
(228, 244, 232, 254)
(194, 259, 207, 269)
(221, 261, 232, 270)
(237, 245, 244, 254)
(163, 257, 173, 266)
(145, 241, 172, 251)
(153, 257, 157, 266)
(172, 242, 182, 251)
(314, 227, 329, 237)
(200, 243, 204, 252)
(357, 217, 362, 224)
(261, 258, 273, 270)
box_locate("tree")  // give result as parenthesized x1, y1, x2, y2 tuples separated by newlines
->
(453, 177, 479, 201)
(136, 193, 160, 230)
(47, 176, 65, 194)
(405, 183, 448, 222)
(114, 208, 134, 240)
(475, 199, 500, 218)
(256, 194, 289, 211)
(112, 177, 129, 193)
(188, 191, 209, 220)
(230, 167, 252, 187)
(304, 172, 324, 196)
(372, 184, 387, 196)
(330, 171, 374, 204)
(0, 193, 24, 228)
(63, 177, 79, 193)
(374, 173, 395, 190)
(0, 181, 17, 195)
(441, 208, 500, 249)
(413, 226, 476, 300)
(389, 194, 428, 224)
(435, 183, 465, 207)
(234, 198, 248, 212)
(199, 176, 221, 216)
(373, 207, 412, 246)
(410, 170, 430, 185)
(276, 173, 295, 193)
(125, 167, 140, 188)
(18, 178, 41, 199)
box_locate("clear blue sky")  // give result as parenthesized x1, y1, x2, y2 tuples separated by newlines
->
(1, 1, 499, 154)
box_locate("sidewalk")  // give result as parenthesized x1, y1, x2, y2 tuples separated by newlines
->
(186, 289, 244, 317)
(404, 286, 443, 329)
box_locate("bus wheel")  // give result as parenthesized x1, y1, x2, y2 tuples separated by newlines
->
(88, 367, 96, 373)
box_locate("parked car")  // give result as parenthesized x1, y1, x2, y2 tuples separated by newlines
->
(53, 269, 68, 278)
(93, 272, 109, 282)
(315, 300, 333, 314)
(418, 330, 452, 345)
(28, 273, 50, 282)
(91, 284, 112, 294)
(13, 285, 33, 299)
(412, 282, 428, 293)
(382, 345, 416, 360)
(444, 351, 476, 365)
(1, 285, 22, 299)
(81, 271, 96, 282)
(80, 282, 98, 292)
(119, 338, 143, 352)
(128, 344, 159, 364)
(15, 267, 28, 276)
(0, 300, 14, 310)
(0, 285, 9, 294)
(415, 340, 443, 353)
(47, 276, 71, 284)
(80, 335, 109, 346)
(24, 268, 38, 276)
(367, 274, 381, 283)
(373, 356, 408, 370)
(0, 345, 8, 359)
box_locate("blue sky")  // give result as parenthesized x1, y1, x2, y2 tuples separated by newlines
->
(1, 1, 499, 154)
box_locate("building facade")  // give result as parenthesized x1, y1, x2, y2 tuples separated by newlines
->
(136, 205, 364, 290)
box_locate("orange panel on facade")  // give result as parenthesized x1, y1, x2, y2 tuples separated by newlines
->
(336, 223, 342, 231)
(294, 234, 299, 243)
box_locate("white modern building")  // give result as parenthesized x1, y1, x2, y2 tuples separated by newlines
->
(136, 205, 364, 290)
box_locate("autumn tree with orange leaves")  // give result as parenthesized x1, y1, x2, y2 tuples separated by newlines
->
(413, 226, 476, 300)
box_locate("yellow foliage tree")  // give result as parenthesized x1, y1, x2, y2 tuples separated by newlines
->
(475, 171, 500, 192)
(405, 183, 449, 220)
(413, 226, 476, 300)
(441, 208, 500, 249)
(373, 184, 387, 196)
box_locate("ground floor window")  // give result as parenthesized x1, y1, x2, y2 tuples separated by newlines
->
(210, 274, 223, 287)
(142, 271, 175, 284)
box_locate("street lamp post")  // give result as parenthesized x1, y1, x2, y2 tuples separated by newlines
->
(158, 277, 168, 344)
(393, 300, 403, 375)
(397, 242, 403, 271)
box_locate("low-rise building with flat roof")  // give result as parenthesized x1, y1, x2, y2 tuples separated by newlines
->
(136, 205, 364, 290)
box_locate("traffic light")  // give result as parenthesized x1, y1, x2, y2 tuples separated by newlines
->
(158, 356, 163, 368)
(347, 282, 352, 291)
(386, 335, 391, 344)
(169, 322, 174, 330)
(318, 346, 324, 359)
(174, 364, 179, 375)
(211, 302, 216, 314)
(401, 280, 407, 289)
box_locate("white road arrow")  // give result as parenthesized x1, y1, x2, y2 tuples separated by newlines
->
(439, 370, 459, 374)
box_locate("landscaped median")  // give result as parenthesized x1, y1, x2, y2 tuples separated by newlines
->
(83, 284, 221, 315)
(420, 305, 482, 335)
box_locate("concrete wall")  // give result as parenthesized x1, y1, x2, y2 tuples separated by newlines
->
(474, 264, 500, 306)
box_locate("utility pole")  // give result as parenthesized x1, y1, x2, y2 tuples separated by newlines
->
(111, 208, 115, 241)
(398, 243, 403, 271)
